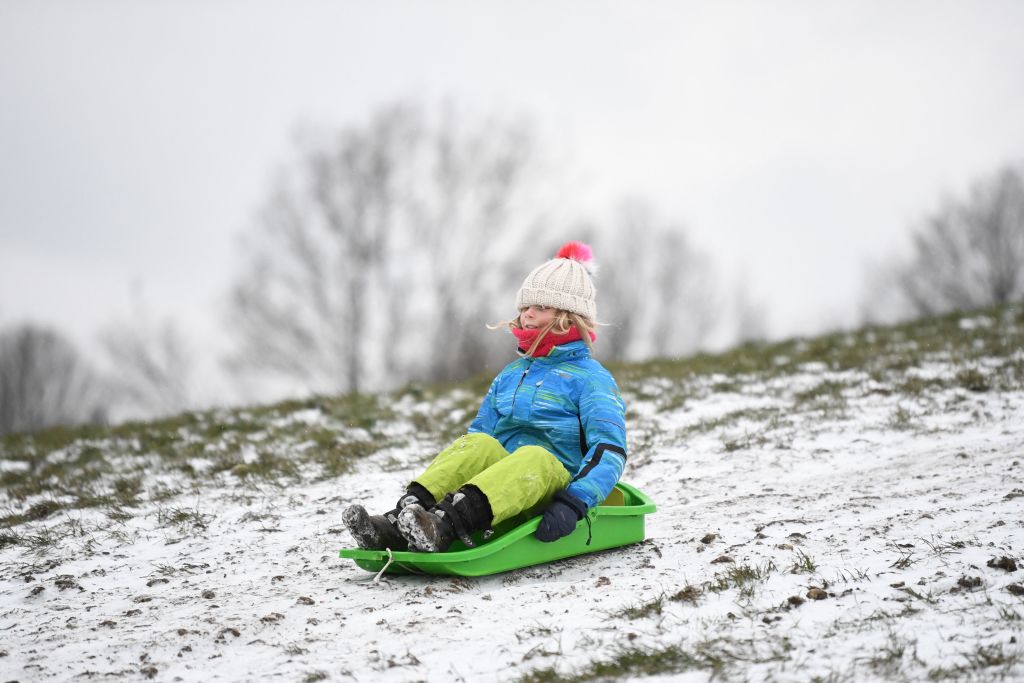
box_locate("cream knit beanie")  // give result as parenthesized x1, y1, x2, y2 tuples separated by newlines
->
(515, 241, 597, 321)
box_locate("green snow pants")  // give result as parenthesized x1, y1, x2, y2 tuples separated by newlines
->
(411, 433, 571, 526)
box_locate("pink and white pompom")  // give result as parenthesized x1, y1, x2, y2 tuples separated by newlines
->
(555, 241, 597, 275)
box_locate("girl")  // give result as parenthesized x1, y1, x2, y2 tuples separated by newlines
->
(343, 241, 628, 552)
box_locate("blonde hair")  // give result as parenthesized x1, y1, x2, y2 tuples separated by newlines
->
(489, 308, 597, 357)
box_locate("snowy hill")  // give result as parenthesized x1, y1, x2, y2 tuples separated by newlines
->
(2, 306, 1023, 682)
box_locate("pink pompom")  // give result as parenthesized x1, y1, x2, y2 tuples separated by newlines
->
(555, 241, 593, 263)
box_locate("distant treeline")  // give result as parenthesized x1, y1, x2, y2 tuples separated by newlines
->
(2, 102, 1021, 436)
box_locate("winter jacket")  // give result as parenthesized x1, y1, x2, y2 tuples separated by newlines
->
(467, 340, 628, 511)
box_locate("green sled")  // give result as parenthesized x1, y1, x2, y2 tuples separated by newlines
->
(339, 482, 656, 577)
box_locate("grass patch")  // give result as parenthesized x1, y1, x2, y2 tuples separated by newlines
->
(723, 431, 771, 452)
(888, 542, 918, 569)
(113, 476, 144, 505)
(0, 499, 62, 528)
(710, 379, 742, 393)
(928, 643, 1024, 680)
(955, 368, 990, 392)
(897, 376, 948, 396)
(105, 507, 135, 523)
(612, 304, 1024, 405)
(920, 535, 968, 557)
(315, 439, 383, 480)
(621, 594, 665, 620)
(793, 379, 850, 405)
(519, 642, 726, 682)
(863, 630, 918, 678)
(149, 485, 182, 503)
(669, 407, 795, 453)
(887, 405, 921, 431)
(997, 606, 1021, 622)
(704, 561, 777, 597)
(669, 583, 702, 605)
(23, 525, 65, 551)
(156, 506, 212, 534)
(0, 529, 23, 548)
(0, 391, 415, 503)
(791, 549, 817, 574)
(961, 643, 1022, 670)
(519, 635, 796, 682)
(229, 452, 300, 482)
(674, 407, 781, 440)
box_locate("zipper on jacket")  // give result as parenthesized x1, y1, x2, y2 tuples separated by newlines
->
(509, 361, 532, 412)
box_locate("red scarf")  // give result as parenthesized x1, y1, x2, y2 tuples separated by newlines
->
(512, 326, 596, 358)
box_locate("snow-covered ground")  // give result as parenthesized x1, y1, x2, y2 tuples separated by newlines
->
(2, 314, 1023, 682)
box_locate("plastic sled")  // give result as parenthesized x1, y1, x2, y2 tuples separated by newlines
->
(338, 482, 656, 577)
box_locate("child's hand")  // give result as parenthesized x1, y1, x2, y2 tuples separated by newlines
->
(536, 490, 588, 542)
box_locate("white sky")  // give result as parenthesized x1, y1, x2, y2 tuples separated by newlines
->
(2, 0, 1024, 361)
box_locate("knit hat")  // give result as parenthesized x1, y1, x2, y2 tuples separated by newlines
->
(515, 241, 597, 321)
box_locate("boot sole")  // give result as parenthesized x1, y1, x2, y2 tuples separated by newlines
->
(342, 505, 377, 549)
(396, 505, 446, 552)
(342, 505, 407, 551)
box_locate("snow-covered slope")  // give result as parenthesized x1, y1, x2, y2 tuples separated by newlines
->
(2, 307, 1023, 682)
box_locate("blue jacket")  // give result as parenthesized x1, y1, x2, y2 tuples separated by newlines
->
(467, 340, 628, 511)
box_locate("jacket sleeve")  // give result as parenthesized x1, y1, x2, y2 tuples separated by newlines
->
(467, 374, 500, 436)
(565, 371, 628, 510)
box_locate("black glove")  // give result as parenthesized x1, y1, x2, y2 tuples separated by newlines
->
(536, 490, 588, 542)
(397, 482, 436, 510)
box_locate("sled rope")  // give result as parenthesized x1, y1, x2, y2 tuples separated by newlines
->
(373, 548, 395, 583)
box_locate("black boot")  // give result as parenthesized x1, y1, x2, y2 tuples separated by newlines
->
(396, 486, 492, 553)
(342, 484, 435, 551)
(342, 505, 408, 550)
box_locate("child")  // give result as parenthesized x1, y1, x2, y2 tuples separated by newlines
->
(343, 241, 628, 552)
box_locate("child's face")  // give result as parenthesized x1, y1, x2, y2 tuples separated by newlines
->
(519, 305, 556, 330)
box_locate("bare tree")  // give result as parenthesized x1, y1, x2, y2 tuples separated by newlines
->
(408, 107, 548, 382)
(584, 201, 722, 361)
(101, 313, 194, 420)
(0, 325, 108, 436)
(866, 164, 1024, 321)
(731, 277, 769, 344)
(226, 102, 547, 396)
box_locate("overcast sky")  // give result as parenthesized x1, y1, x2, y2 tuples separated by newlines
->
(3, 1, 1024, 364)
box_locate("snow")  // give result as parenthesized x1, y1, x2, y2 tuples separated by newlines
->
(2, 354, 1023, 681)
(270, 409, 325, 429)
(0, 459, 28, 474)
(959, 317, 994, 331)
